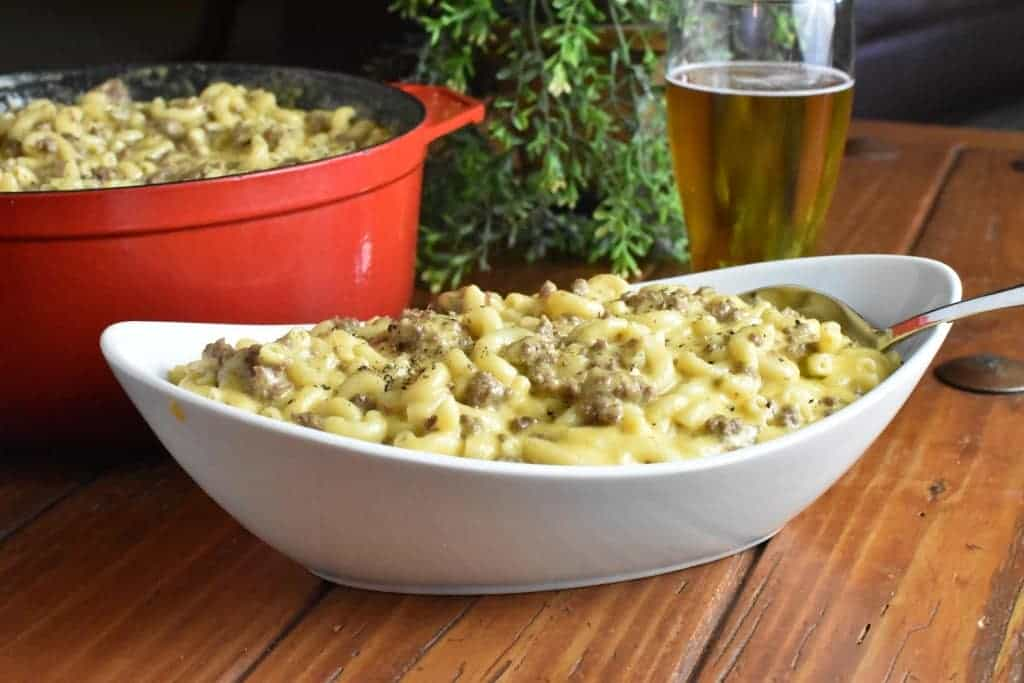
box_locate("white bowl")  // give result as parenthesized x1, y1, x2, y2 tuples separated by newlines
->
(101, 255, 960, 594)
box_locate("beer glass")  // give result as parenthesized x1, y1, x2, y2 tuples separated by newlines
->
(666, 0, 854, 271)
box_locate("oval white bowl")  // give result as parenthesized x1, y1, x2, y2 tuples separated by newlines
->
(101, 255, 960, 594)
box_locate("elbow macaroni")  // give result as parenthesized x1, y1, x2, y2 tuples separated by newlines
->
(0, 79, 392, 191)
(169, 276, 899, 465)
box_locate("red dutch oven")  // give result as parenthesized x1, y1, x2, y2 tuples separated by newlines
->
(0, 64, 484, 445)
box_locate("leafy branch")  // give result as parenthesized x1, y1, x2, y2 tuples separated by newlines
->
(391, 0, 686, 291)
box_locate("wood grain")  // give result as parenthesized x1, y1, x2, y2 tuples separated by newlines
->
(818, 138, 958, 255)
(852, 119, 1024, 152)
(0, 459, 323, 682)
(249, 552, 754, 682)
(696, 147, 1024, 682)
(403, 552, 755, 682)
(246, 590, 477, 681)
(0, 454, 96, 543)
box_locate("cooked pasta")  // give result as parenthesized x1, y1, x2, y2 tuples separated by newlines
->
(169, 276, 900, 465)
(0, 79, 391, 191)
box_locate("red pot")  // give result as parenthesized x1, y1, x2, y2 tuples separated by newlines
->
(0, 64, 484, 445)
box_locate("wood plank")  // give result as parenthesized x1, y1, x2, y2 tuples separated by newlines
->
(695, 147, 1024, 682)
(0, 454, 96, 542)
(405, 552, 755, 682)
(249, 552, 754, 682)
(852, 119, 1024, 152)
(0, 458, 323, 681)
(818, 137, 958, 255)
(245, 589, 477, 681)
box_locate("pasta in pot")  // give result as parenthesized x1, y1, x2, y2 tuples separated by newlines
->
(0, 79, 392, 191)
(169, 276, 900, 465)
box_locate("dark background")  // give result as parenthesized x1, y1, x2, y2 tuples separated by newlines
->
(0, 2, 418, 81)
(3, 0, 1024, 128)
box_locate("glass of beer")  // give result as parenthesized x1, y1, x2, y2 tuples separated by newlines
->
(666, 0, 854, 271)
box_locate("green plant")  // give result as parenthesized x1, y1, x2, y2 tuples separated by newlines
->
(390, 0, 686, 291)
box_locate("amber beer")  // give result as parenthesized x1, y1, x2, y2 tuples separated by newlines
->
(666, 62, 854, 271)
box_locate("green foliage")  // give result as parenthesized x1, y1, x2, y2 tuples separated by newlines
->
(391, 0, 686, 291)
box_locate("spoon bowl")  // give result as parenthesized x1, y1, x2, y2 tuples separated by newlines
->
(742, 281, 1024, 351)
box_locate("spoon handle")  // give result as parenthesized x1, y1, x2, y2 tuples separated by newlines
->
(887, 282, 1024, 345)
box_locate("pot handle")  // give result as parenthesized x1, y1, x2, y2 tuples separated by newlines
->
(395, 84, 486, 143)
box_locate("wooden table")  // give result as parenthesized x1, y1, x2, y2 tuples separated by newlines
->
(4, 120, 1024, 681)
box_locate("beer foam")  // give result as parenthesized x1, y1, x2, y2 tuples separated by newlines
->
(667, 61, 854, 97)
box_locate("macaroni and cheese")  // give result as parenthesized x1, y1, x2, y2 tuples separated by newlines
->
(0, 79, 391, 191)
(169, 276, 899, 465)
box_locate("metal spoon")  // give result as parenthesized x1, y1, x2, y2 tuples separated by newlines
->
(741, 282, 1024, 393)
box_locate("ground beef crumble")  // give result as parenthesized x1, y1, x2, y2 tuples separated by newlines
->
(706, 414, 759, 450)
(707, 299, 739, 323)
(621, 286, 694, 313)
(509, 416, 537, 432)
(461, 372, 507, 407)
(238, 345, 293, 401)
(294, 412, 324, 429)
(202, 338, 235, 366)
(349, 393, 376, 411)
(460, 414, 484, 436)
